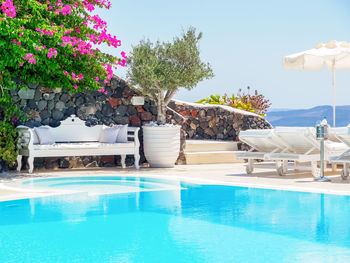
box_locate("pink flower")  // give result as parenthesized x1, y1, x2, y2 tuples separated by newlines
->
(1, 0, 16, 18)
(64, 71, 69, 76)
(121, 51, 127, 59)
(78, 74, 84, 81)
(20, 63, 23, 67)
(74, 85, 78, 90)
(72, 72, 76, 81)
(47, 47, 58, 58)
(95, 77, 99, 83)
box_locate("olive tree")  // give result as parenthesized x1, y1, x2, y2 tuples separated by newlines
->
(127, 28, 214, 124)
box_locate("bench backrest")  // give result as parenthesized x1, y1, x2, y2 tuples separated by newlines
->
(50, 115, 102, 142)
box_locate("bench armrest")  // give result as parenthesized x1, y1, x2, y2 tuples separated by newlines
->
(128, 127, 140, 150)
(16, 126, 35, 150)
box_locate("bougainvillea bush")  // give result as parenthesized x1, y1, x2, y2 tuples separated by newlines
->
(0, 0, 125, 166)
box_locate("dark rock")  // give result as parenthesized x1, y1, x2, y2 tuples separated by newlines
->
(207, 109, 215, 116)
(199, 121, 209, 129)
(102, 103, 114, 117)
(27, 100, 37, 109)
(38, 100, 47, 111)
(50, 119, 60, 127)
(85, 95, 95, 104)
(113, 116, 129, 125)
(23, 121, 41, 128)
(58, 158, 70, 169)
(34, 89, 42, 100)
(40, 110, 51, 120)
(127, 105, 137, 115)
(139, 112, 153, 121)
(95, 110, 103, 120)
(76, 96, 84, 106)
(54, 93, 60, 102)
(196, 126, 204, 136)
(64, 107, 76, 117)
(60, 93, 70, 103)
(52, 110, 64, 120)
(41, 118, 50, 125)
(150, 106, 158, 115)
(55, 101, 65, 111)
(129, 114, 141, 126)
(115, 105, 128, 116)
(66, 101, 75, 108)
(114, 87, 124, 98)
(47, 100, 55, 111)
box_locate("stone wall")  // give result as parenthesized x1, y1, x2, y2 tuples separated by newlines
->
(10, 76, 158, 170)
(1, 77, 272, 172)
(167, 100, 272, 150)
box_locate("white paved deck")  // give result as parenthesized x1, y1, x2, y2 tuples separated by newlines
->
(1, 163, 350, 202)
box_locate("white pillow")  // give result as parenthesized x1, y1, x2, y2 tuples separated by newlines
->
(34, 126, 55, 145)
(99, 126, 120, 143)
(115, 124, 128, 143)
(31, 129, 39, 144)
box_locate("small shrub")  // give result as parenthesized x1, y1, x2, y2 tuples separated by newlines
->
(0, 89, 26, 166)
(196, 87, 271, 117)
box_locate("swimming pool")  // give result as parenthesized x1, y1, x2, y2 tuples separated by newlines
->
(1, 176, 350, 262)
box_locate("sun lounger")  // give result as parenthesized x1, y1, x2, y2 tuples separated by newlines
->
(237, 129, 288, 175)
(328, 126, 350, 179)
(238, 127, 347, 177)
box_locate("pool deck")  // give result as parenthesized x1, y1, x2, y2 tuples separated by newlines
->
(1, 163, 350, 202)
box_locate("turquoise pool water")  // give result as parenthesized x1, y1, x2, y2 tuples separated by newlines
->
(1, 176, 350, 262)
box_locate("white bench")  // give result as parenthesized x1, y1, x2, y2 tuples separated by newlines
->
(16, 115, 140, 173)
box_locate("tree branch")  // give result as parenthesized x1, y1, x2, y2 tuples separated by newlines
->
(164, 88, 178, 106)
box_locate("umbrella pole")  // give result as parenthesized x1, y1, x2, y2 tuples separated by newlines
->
(332, 69, 336, 127)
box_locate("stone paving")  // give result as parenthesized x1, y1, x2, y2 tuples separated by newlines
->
(1, 163, 350, 202)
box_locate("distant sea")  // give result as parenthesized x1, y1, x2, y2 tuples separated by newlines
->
(265, 105, 350, 127)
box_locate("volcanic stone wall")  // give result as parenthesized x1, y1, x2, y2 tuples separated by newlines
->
(9, 76, 157, 171)
(167, 100, 272, 147)
(0, 76, 271, 172)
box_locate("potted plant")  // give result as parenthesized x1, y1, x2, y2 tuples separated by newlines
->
(127, 27, 214, 167)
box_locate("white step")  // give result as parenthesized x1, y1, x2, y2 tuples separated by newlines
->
(185, 140, 238, 152)
(185, 151, 245, 165)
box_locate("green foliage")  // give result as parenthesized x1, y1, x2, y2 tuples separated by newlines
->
(0, 90, 25, 166)
(196, 87, 271, 117)
(127, 27, 214, 124)
(0, 121, 18, 166)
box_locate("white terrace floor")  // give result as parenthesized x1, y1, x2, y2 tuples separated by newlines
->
(1, 163, 350, 202)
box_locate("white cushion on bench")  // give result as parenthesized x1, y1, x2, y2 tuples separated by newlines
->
(34, 126, 55, 145)
(99, 126, 120, 143)
(33, 142, 134, 151)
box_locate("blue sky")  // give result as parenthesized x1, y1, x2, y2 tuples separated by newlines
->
(98, 0, 350, 109)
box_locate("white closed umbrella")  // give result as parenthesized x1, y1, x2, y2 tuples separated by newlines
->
(283, 40, 350, 127)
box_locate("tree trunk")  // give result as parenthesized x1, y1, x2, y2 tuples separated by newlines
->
(157, 90, 167, 124)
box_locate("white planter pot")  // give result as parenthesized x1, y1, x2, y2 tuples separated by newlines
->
(142, 125, 181, 168)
